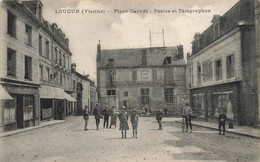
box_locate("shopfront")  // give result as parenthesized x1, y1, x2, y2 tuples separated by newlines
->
(190, 81, 240, 122)
(0, 82, 40, 132)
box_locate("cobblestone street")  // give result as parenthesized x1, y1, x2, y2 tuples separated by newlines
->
(0, 116, 259, 162)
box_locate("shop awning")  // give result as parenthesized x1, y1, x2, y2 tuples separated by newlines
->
(64, 92, 77, 102)
(53, 87, 64, 99)
(0, 85, 13, 100)
(40, 85, 54, 98)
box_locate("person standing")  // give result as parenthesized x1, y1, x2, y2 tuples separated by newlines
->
(93, 104, 101, 130)
(156, 108, 164, 130)
(102, 105, 110, 128)
(83, 106, 89, 131)
(130, 109, 139, 138)
(218, 109, 227, 135)
(118, 106, 129, 138)
(109, 106, 118, 128)
(183, 103, 193, 132)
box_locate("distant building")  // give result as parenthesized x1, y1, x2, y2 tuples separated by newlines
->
(188, 0, 258, 125)
(97, 43, 188, 114)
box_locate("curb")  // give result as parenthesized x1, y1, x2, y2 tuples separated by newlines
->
(175, 120, 260, 139)
(0, 120, 65, 138)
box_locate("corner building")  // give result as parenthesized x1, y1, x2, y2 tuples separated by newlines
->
(188, 0, 258, 126)
(97, 44, 188, 114)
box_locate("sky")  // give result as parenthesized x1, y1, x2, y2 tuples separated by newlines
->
(41, 0, 239, 81)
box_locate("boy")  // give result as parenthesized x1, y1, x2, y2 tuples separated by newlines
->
(218, 109, 227, 135)
(130, 109, 139, 138)
(156, 108, 164, 130)
(83, 106, 89, 131)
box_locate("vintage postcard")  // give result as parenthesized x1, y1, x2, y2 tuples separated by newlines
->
(0, 0, 259, 161)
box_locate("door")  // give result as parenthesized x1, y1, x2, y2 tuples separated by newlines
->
(16, 95, 24, 128)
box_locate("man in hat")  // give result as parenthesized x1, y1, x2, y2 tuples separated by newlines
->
(156, 108, 164, 130)
(93, 103, 101, 130)
(183, 103, 193, 132)
(218, 109, 227, 135)
(102, 105, 110, 128)
(83, 105, 89, 131)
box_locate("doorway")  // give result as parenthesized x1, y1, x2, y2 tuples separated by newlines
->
(16, 95, 24, 128)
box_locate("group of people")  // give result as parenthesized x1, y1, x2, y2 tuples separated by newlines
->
(83, 103, 229, 138)
(83, 104, 139, 138)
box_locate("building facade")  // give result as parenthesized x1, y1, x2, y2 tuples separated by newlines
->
(188, 0, 258, 126)
(0, 0, 41, 131)
(255, 0, 260, 124)
(97, 44, 188, 114)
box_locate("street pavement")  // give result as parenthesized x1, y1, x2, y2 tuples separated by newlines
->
(0, 116, 259, 162)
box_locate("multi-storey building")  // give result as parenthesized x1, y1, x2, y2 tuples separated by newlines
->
(188, 0, 258, 125)
(97, 43, 188, 114)
(0, 0, 41, 131)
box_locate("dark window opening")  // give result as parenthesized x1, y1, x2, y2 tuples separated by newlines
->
(141, 89, 149, 105)
(107, 90, 116, 95)
(164, 88, 174, 103)
(215, 60, 222, 81)
(25, 56, 32, 80)
(108, 59, 114, 66)
(227, 55, 234, 79)
(25, 24, 32, 46)
(7, 48, 16, 77)
(39, 35, 42, 55)
(7, 11, 16, 37)
(124, 91, 128, 97)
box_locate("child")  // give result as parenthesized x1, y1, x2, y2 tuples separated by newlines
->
(156, 108, 164, 130)
(118, 106, 129, 138)
(83, 106, 89, 131)
(130, 109, 139, 138)
(218, 109, 227, 135)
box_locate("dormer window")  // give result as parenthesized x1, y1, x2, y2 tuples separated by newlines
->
(108, 59, 114, 66)
(163, 57, 171, 65)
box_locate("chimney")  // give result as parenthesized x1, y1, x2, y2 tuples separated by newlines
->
(177, 45, 184, 59)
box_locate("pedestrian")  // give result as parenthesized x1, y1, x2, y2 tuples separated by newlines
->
(93, 103, 101, 130)
(118, 106, 129, 138)
(183, 103, 193, 132)
(109, 106, 118, 128)
(156, 108, 164, 130)
(83, 106, 89, 131)
(102, 105, 110, 128)
(218, 109, 227, 135)
(130, 109, 139, 138)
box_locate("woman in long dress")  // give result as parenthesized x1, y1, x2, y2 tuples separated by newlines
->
(118, 106, 129, 138)
(109, 106, 118, 128)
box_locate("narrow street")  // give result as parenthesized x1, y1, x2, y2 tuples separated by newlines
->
(0, 116, 259, 162)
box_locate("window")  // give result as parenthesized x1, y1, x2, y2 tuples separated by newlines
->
(59, 52, 62, 66)
(215, 59, 222, 81)
(63, 55, 65, 67)
(25, 24, 32, 46)
(164, 88, 174, 103)
(142, 50, 147, 65)
(23, 95, 34, 121)
(141, 89, 149, 105)
(132, 69, 137, 81)
(3, 95, 16, 124)
(25, 56, 32, 80)
(7, 48, 16, 77)
(197, 63, 201, 84)
(55, 48, 58, 63)
(107, 90, 116, 95)
(163, 57, 171, 65)
(124, 91, 128, 97)
(7, 11, 16, 37)
(46, 41, 49, 59)
(73, 80, 76, 90)
(106, 70, 115, 87)
(165, 68, 173, 84)
(40, 65, 43, 80)
(152, 69, 157, 81)
(108, 59, 114, 66)
(64, 75, 66, 88)
(39, 35, 42, 55)
(227, 55, 234, 79)
(46, 68, 50, 81)
(60, 73, 62, 84)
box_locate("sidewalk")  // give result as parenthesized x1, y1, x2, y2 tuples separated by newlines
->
(0, 120, 65, 138)
(175, 119, 260, 139)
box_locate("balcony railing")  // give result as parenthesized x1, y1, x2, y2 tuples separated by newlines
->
(104, 80, 182, 88)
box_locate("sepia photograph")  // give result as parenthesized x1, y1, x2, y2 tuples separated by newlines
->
(0, 0, 260, 161)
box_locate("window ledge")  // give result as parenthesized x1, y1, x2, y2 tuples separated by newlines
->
(25, 42, 33, 47)
(7, 33, 17, 39)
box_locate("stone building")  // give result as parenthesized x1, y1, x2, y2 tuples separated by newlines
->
(97, 43, 188, 114)
(188, 0, 258, 125)
(0, 0, 41, 131)
(71, 63, 94, 115)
